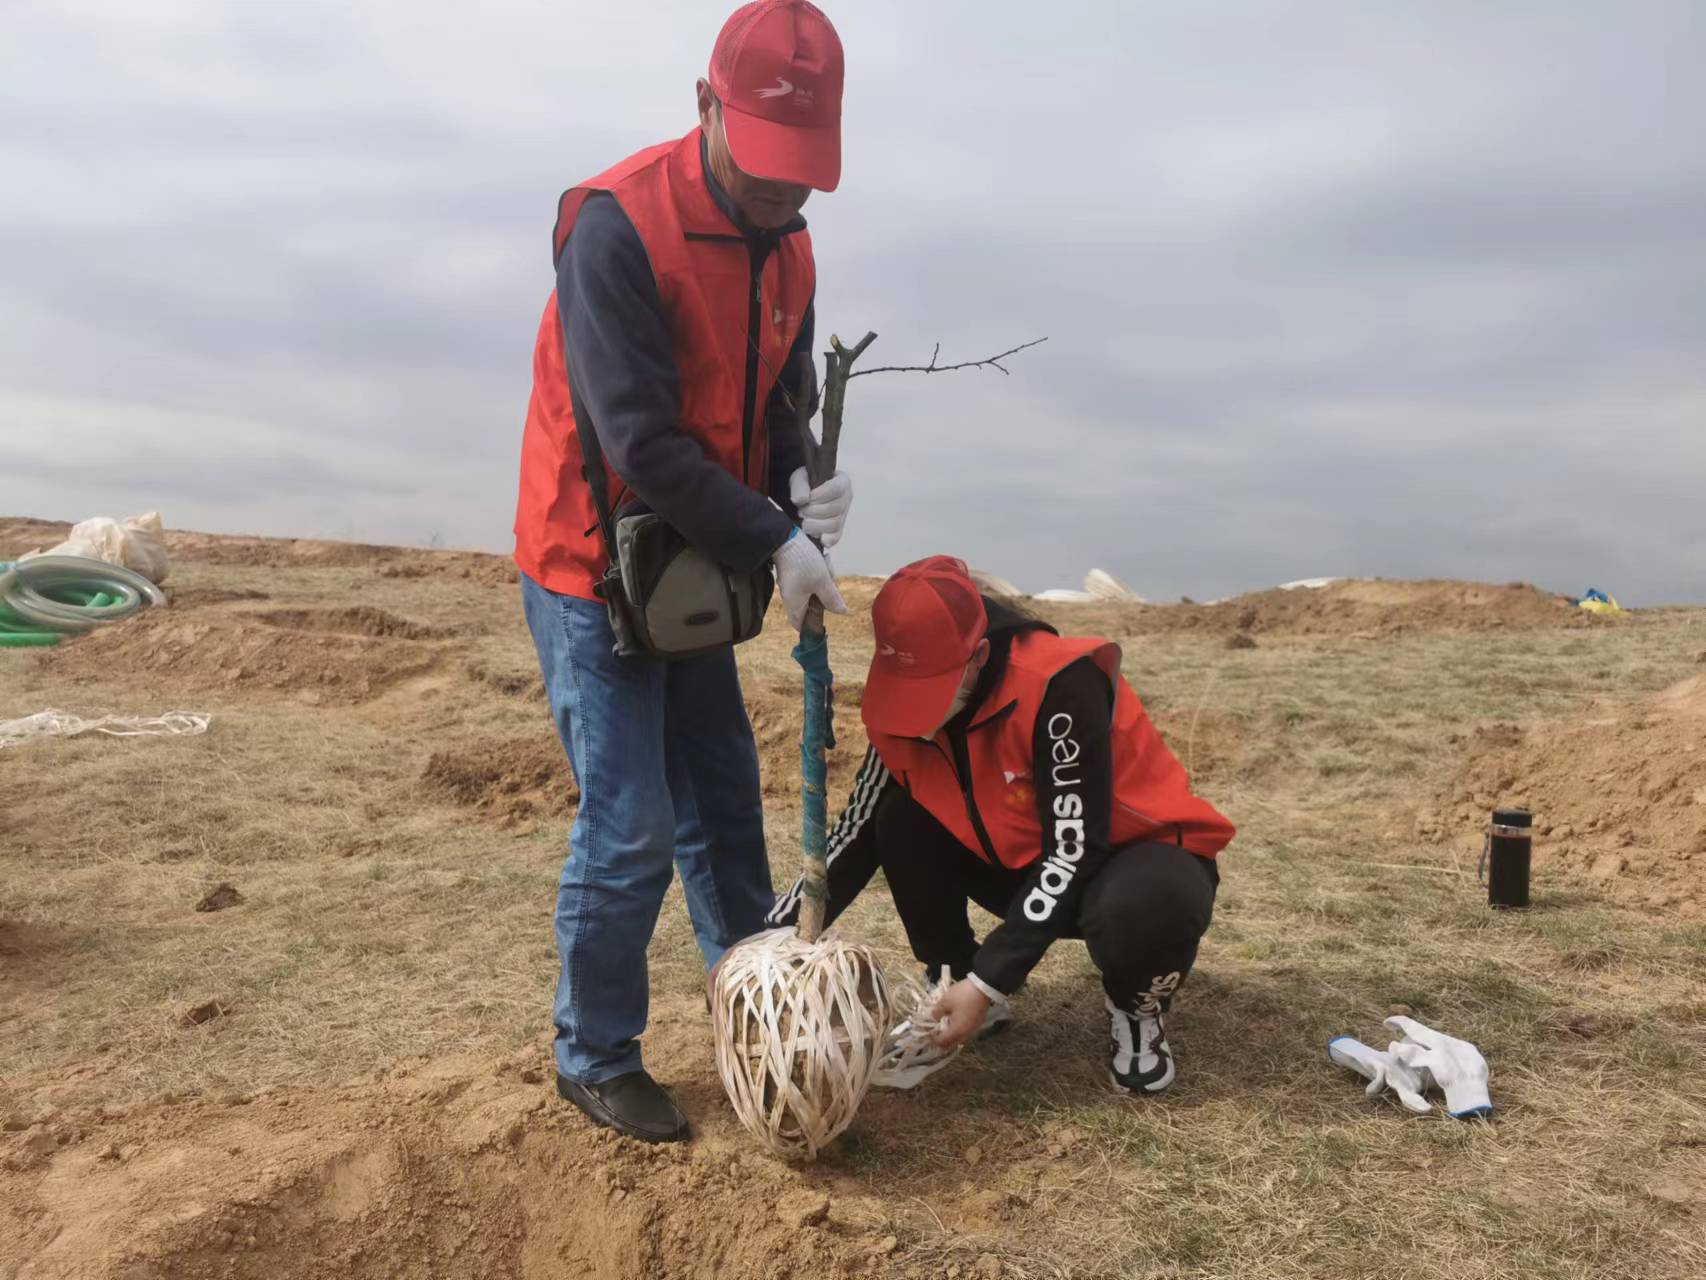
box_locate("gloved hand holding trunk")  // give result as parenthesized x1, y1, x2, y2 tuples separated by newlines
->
(773, 528, 848, 631)
(789, 468, 853, 548)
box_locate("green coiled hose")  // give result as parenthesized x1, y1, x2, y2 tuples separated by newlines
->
(0, 556, 168, 647)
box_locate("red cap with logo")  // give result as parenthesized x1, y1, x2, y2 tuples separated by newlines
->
(709, 0, 844, 192)
(861, 556, 991, 739)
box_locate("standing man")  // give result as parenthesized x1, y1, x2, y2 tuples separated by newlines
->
(514, 1, 852, 1144)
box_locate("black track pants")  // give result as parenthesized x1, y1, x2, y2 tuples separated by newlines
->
(874, 788, 1219, 1013)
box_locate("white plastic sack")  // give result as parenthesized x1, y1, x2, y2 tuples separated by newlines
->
(22, 512, 169, 584)
(1084, 569, 1148, 604)
(968, 568, 1025, 599)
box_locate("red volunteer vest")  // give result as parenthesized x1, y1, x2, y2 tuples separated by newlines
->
(868, 632, 1235, 868)
(513, 131, 816, 598)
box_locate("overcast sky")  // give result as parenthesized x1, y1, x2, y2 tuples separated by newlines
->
(3, 1, 1703, 604)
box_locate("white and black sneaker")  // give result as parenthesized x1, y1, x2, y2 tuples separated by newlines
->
(1107, 996, 1175, 1094)
(873, 968, 1014, 1090)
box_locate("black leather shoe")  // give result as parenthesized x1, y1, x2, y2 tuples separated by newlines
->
(556, 1070, 690, 1143)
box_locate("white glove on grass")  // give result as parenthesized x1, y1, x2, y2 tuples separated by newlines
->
(1329, 1017, 1493, 1119)
(1384, 1016, 1493, 1118)
(788, 468, 853, 548)
(1328, 1036, 1433, 1114)
(772, 528, 848, 631)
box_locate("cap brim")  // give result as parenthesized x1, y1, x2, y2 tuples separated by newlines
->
(861, 665, 964, 739)
(721, 104, 841, 192)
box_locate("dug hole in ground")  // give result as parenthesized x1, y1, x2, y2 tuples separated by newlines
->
(2, 515, 1704, 1280)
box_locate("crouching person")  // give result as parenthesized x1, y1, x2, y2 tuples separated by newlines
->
(770, 556, 1234, 1092)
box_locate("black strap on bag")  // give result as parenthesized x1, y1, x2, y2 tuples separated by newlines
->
(567, 378, 622, 566)
(566, 379, 650, 657)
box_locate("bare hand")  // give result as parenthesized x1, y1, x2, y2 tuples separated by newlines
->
(930, 979, 993, 1049)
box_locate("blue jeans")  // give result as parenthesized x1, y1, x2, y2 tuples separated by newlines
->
(520, 573, 774, 1084)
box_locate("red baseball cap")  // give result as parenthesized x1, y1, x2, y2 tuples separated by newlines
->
(709, 0, 844, 192)
(861, 556, 990, 739)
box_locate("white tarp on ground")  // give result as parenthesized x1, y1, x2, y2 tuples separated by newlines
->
(1084, 569, 1147, 604)
(1203, 577, 1341, 604)
(966, 568, 1336, 605)
(1031, 569, 1150, 604)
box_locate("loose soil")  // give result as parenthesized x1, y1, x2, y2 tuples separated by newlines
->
(1054, 578, 1601, 641)
(1427, 675, 1706, 914)
(748, 676, 866, 802)
(422, 735, 579, 829)
(0, 1054, 908, 1280)
(0, 516, 517, 588)
(39, 609, 446, 705)
(254, 606, 449, 641)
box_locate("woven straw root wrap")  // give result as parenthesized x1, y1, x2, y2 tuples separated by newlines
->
(711, 926, 894, 1161)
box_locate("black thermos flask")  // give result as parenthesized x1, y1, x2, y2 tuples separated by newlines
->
(1487, 807, 1533, 909)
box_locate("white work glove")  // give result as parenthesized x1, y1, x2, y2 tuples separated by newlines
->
(771, 528, 848, 631)
(1384, 1016, 1493, 1118)
(788, 467, 853, 548)
(1329, 1018, 1493, 1119)
(1328, 1036, 1433, 1114)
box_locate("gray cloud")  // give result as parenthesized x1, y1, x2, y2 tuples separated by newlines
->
(2, 0, 1703, 603)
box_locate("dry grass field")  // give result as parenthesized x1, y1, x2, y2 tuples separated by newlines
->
(3, 515, 1704, 1279)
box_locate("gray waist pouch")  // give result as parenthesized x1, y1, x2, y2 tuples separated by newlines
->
(599, 512, 773, 660)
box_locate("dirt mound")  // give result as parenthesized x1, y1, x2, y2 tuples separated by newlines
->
(422, 735, 578, 828)
(0, 1055, 904, 1280)
(40, 609, 443, 705)
(840, 576, 1593, 640)
(464, 657, 546, 700)
(166, 529, 403, 569)
(1177, 578, 1592, 637)
(169, 586, 272, 608)
(255, 606, 447, 641)
(154, 528, 517, 586)
(421, 686, 870, 829)
(835, 576, 885, 612)
(1424, 676, 1706, 914)
(747, 677, 865, 804)
(0, 517, 72, 559)
(1024, 578, 1599, 640)
(379, 549, 519, 587)
(3, 517, 520, 586)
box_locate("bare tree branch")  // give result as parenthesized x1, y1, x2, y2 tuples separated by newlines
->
(847, 336, 1048, 379)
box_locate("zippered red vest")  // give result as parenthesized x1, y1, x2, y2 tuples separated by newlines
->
(513, 130, 816, 599)
(868, 631, 1235, 868)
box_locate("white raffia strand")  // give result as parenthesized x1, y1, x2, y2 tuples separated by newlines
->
(711, 926, 893, 1161)
(0, 709, 211, 750)
(873, 968, 961, 1090)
